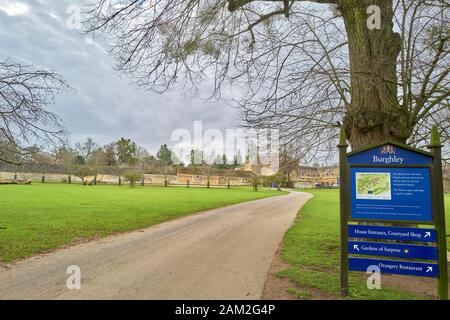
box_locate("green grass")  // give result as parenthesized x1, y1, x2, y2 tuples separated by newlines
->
(286, 287, 312, 299)
(0, 183, 286, 262)
(278, 189, 450, 300)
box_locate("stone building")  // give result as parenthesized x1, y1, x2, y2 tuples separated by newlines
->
(236, 162, 278, 177)
(176, 167, 255, 186)
(290, 165, 339, 188)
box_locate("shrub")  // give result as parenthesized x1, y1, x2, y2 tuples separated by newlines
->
(124, 171, 142, 187)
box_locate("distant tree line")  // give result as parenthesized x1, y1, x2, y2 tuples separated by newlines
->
(0, 137, 182, 186)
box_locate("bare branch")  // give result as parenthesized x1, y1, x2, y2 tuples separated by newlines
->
(0, 60, 71, 163)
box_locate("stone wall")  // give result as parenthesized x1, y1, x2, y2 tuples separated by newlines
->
(0, 171, 82, 183)
(176, 173, 251, 186)
(0, 171, 250, 186)
(0, 171, 178, 185)
(292, 181, 315, 189)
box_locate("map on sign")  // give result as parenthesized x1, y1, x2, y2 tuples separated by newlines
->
(355, 172, 391, 200)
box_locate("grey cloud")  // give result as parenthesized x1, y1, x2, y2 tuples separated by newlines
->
(0, 0, 240, 154)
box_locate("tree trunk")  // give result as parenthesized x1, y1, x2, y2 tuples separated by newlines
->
(341, 0, 410, 151)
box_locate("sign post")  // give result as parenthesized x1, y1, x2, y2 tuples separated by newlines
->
(429, 126, 448, 300)
(338, 127, 349, 297)
(338, 125, 448, 300)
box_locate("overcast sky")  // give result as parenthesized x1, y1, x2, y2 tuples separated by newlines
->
(0, 0, 241, 154)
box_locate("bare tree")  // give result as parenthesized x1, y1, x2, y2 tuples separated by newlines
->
(29, 148, 55, 183)
(279, 143, 302, 184)
(85, 0, 449, 160)
(88, 148, 108, 184)
(123, 169, 141, 187)
(55, 144, 77, 183)
(136, 145, 150, 185)
(0, 139, 22, 166)
(0, 60, 70, 163)
(75, 137, 98, 162)
(72, 164, 95, 185)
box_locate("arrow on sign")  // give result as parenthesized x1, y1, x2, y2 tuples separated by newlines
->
(353, 245, 360, 251)
(425, 232, 431, 238)
(427, 267, 433, 273)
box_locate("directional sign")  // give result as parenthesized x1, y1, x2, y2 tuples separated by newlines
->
(349, 257, 438, 278)
(348, 225, 437, 242)
(349, 241, 438, 260)
(350, 167, 432, 222)
(340, 138, 448, 299)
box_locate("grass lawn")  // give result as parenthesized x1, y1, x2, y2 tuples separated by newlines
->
(0, 183, 286, 262)
(278, 189, 450, 300)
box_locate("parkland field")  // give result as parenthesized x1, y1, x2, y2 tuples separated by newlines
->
(0, 184, 285, 262)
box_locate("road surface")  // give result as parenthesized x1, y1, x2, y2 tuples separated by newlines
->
(0, 191, 312, 300)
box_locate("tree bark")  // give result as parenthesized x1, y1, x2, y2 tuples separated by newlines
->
(340, 0, 410, 150)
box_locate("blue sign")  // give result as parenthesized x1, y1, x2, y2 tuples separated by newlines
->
(349, 257, 438, 278)
(350, 167, 432, 222)
(348, 225, 437, 242)
(349, 241, 438, 260)
(347, 144, 432, 165)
